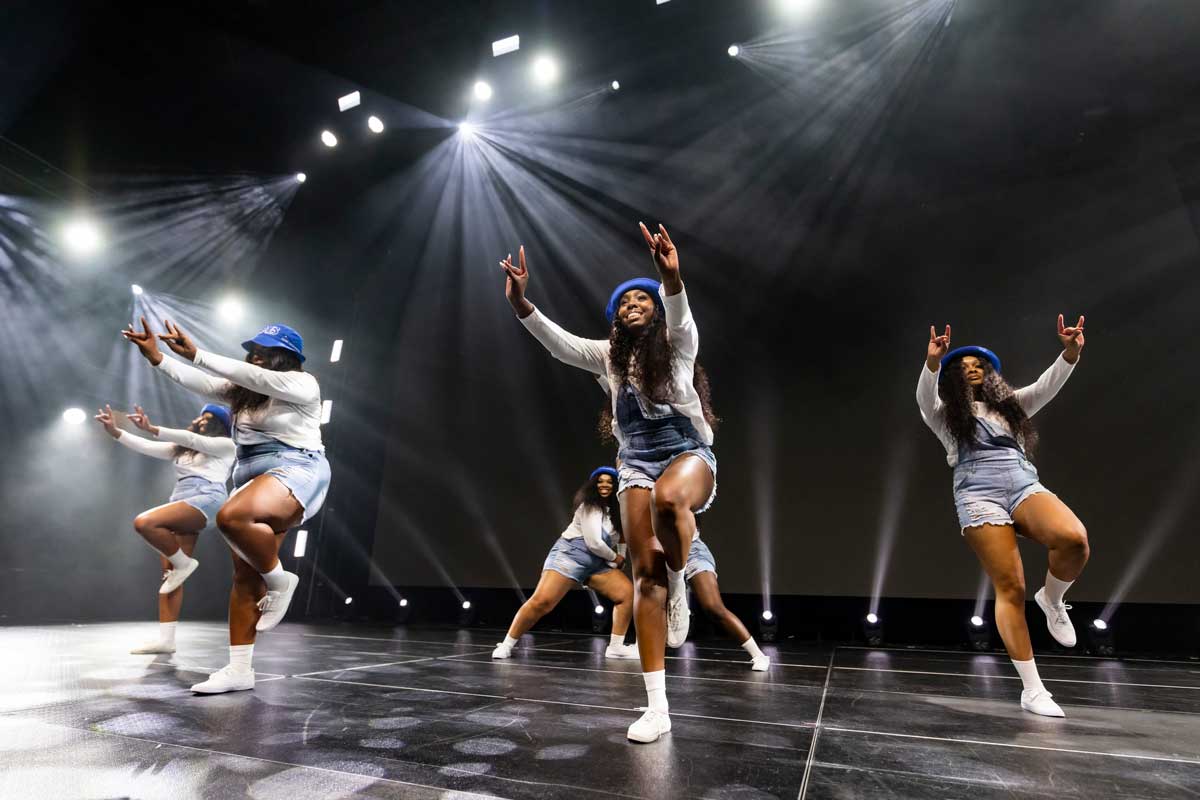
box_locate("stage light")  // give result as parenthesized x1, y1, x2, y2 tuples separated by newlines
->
(492, 35, 520, 57)
(610, 80, 621, 91)
(330, 339, 343, 363)
(532, 55, 559, 86)
(970, 615, 984, 627)
(367, 115, 384, 134)
(967, 615, 990, 651)
(1088, 618, 1115, 656)
(462, 600, 472, 610)
(777, 0, 819, 16)
(321, 130, 338, 148)
(399, 598, 408, 608)
(458, 122, 476, 138)
(473, 81, 493, 101)
(594, 604, 605, 615)
(321, 399, 333, 424)
(131, 284, 144, 296)
(727, 44, 741, 58)
(657, 0, 671, 4)
(458, 597, 477, 626)
(591, 602, 607, 633)
(61, 217, 103, 257)
(62, 407, 86, 425)
(338, 91, 361, 111)
(344, 596, 353, 605)
(395, 596, 412, 624)
(863, 613, 884, 646)
(293, 529, 308, 558)
(217, 296, 244, 322)
(762, 610, 774, 622)
(759, 609, 778, 642)
(295, 173, 307, 183)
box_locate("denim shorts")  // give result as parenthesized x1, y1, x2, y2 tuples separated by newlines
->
(684, 537, 718, 581)
(169, 476, 228, 527)
(232, 447, 331, 523)
(952, 456, 1049, 533)
(542, 536, 617, 586)
(618, 446, 718, 514)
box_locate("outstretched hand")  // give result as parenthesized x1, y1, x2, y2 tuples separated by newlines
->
(638, 222, 681, 291)
(499, 246, 534, 317)
(121, 317, 163, 365)
(94, 404, 121, 439)
(158, 319, 198, 362)
(1057, 314, 1085, 363)
(127, 405, 159, 435)
(926, 324, 951, 371)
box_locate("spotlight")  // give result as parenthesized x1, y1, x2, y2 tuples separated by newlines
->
(492, 35, 520, 57)
(344, 596, 353, 605)
(337, 91, 361, 111)
(863, 613, 884, 646)
(295, 172, 307, 183)
(330, 339, 344, 363)
(1087, 618, 1115, 656)
(61, 217, 103, 257)
(594, 604, 604, 615)
(62, 407, 86, 425)
(458, 122, 476, 138)
(777, 0, 819, 16)
(131, 284, 144, 296)
(967, 615, 991, 651)
(727, 44, 741, 58)
(399, 598, 408, 608)
(473, 81, 493, 101)
(531, 55, 559, 86)
(759, 609, 778, 642)
(293, 529, 308, 558)
(610, 80, 621, 91)
(458, 598, 477, 627)
(395, 596, 412, 624)
(321, 399, 333, 425)
(462, 600, 472, 610)
(592, 603, 607, 634)
(217, 297, 244, 322)
(367, 115, 384, 134)
(321, 130, 338, 148)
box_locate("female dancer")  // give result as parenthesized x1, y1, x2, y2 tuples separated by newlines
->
(685, 520, 770, 671)
(500, 223, 717, 743)
(492, 466, 638, 661)
(918, 316, 1089, 717)
(94, 402, 234, 654)
(123, 317, 330, 694)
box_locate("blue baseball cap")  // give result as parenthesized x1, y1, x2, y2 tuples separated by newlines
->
(941, 346, 1001, 376)
(242, 323, 305, 363)
(605, 278, 664, 324)
(200, 403, 232, 433)
(590, 466, 619, 482)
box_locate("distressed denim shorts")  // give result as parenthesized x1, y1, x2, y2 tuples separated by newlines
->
(542, 535, 617, 586)
(232, 446, 331, 523)
(684, 537, 718, 581)
(952, 456, 1049, 533)
(169, 476, 229, 527)
(617, 446, 718, 514)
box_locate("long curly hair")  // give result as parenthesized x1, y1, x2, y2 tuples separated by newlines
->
(572, 475, 623, 536)
(939, 357, 1038, 458)
(225, 348, 308, 417)
(600, 305, 718, 441)
(172, 414, 231, 461)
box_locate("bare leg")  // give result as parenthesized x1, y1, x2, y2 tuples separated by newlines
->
(134, 501, 206, 558)
(216, 475, 302, 572)
(622, 488, 667, 671)
(649, 456, 714, 571)
(1013, 493, 1090, 581)
(159, 533, 199, 623)
(964, 524, 1031, 661)
(588, 569, 635, 637)
(505, 570, 575, 640)
(689, 571, 751, 643)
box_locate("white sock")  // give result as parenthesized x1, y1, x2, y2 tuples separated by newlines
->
(166, 549, 190, 570)
(1044, 571, 1073, 606)
(610, 633, 626, 648)
(502, 635, 518, 649)
(159, 622, 177, 646)
(261, 562, 289, 592)
(741, 637, 765, 660)
(1012, 658, 1044, 693)
(230, 644, 254, 672)
(643, 670, 668, 712)
(666, 565, 685, 595)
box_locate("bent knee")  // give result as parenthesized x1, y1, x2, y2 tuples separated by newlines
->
(133, 513, 155, 535)
(1065, 523, 1089, 553)
(651, 484, 690, 515)
(215, 503, 250, 534)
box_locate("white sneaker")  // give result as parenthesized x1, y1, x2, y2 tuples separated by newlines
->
(627, 708, 672, 743)
(190, 665, 255, 694)
(491, 643, 513, 659)
(130, 641, 176, 655)
(665, 585, 690, 648)
(159, 558, 200, 595)
(1021, 688, 1065, 717)
(751, 655, 771, 672)
(255, 571, 300, 632)
(605, 643, 639, 659)
(1034, 587, 1077, 647)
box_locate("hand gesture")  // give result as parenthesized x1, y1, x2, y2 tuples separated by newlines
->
(1057, 314, 1085, 362)
(926, 324, 951, 371)
(499, 246, 534, 317)
(121, 316, 163, 365)
(639, 222, 680, 284)
(94, 404, 121, 439)
(159, 319, 198, 362)
(127, 405, 158, 435)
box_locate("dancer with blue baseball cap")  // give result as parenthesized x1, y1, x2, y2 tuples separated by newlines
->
(94, 400, 234, 655)
(500, 223, 719, 743)
(124, 316, 330, 694)
(918, 316, 1089, 718)
(492, 466, 638, 662)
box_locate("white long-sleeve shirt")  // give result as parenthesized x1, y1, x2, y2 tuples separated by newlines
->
(114, 426, 235, 485)
(917, 352, 1077, 466)
(154, 350, 324, 451)
(519, 285, 712, 447)
(560, 504, 619, 562)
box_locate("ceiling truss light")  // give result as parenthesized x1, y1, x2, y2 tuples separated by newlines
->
(321, 130, 338, 147)
(492, 35, 520, 57)
(338, 91, 361, 111)
(367, 115, 384, 134)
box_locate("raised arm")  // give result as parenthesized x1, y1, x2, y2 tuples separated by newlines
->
(1013, 314, 1084, 417)
(501, 246, 609, 375)
(154, 354, 232, 402)
(578, 506, 619, 563)
(96, 404, 174, 460)
(192, 349, 320, 404)
(154, 426, 236, 458)
(639, 223, 697, 361)
(917, 325, 951, 424)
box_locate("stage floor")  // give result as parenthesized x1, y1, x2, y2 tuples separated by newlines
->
(1, 623, 1197, 798)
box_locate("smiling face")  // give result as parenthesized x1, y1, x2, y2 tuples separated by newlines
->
(616, 289, 657, 332)
(959, 355, 987, 387)
(595, 473, 615, 498)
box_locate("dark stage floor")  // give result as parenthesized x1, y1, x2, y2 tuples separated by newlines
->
(1, 623, 1197, 798)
